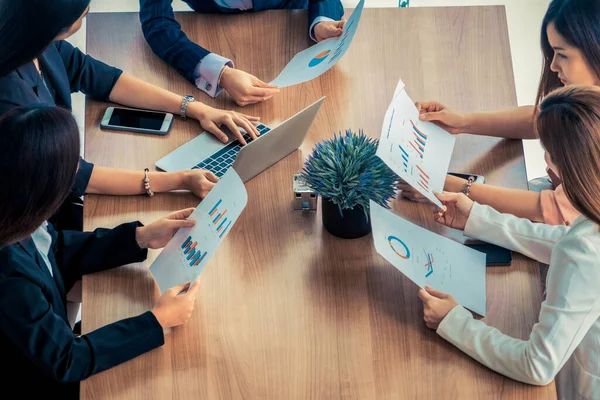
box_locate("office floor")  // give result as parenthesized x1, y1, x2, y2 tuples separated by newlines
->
(70, 0, 550, 180)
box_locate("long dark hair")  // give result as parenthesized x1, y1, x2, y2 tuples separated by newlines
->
(0, 0, 91, 76)
(536, 85, 600, 225)
(536, 0, 600, 105)
(0, 106, 80, 247)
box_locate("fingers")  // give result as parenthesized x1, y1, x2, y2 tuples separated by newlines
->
(205, 122, 229, 143)
(249, 86, 280, 99)
(415, 101, 442, 114)
(417, 288, 434, 303)
(240, 113, 261, 121)
(168, 208, 196, 220)
(203, 170, 219, 183)
(337, 19, 346, 29)
(252, 78, 278, 90)
(167, 281, 191, 296)
(425, 285, 449, 299)
(186, 278, 202, 297)
(419, 111, 443, 122)
(234, 115, 259, 140)
(167, 218, 196, 230)
(434, 191, 460, 204)
(222, 117, 247, 145)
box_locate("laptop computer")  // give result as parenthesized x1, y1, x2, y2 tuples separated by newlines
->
(156, 97, 325, 182)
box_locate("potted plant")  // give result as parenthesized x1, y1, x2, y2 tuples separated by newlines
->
(301, 129, 398, 239)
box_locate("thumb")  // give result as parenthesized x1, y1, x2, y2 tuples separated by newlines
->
(417, 288, 434, 303)
(204, 170, 219, 183)
(252, 76, 277, 89)
(419, 111, 444, 122)
(425, 285, 450, 299)
(168, 281, 191, 296)
(186, 278, 202, 297)
(168, 207, 196, 220)
(435, 191, 460, 204)
(167, 219, 196, 230)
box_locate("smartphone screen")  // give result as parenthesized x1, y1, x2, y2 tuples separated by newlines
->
(108, 108, 167, 131)
(466, 243, 512, 266)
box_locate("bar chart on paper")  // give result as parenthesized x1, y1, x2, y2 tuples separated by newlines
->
(377, 80, 456, 208)
(150, 169, 248, 292)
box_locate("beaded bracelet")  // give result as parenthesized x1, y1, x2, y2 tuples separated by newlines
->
(462, 175, 475, 197)
(143, 168, 154, 197)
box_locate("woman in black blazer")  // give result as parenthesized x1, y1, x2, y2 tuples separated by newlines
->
(0, 0, 262, 230)
(0, 105, 202, 398)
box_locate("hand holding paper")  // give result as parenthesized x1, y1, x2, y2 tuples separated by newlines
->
(376, 80, 456, 208)
(370, 200, 486, 316)
(150, 169, 248, 293)
(269, 0, 364, 88)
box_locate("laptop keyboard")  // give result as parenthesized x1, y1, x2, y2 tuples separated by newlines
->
(192, 123, 271, 178)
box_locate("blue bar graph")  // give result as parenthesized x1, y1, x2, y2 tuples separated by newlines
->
(219, 221, 233, 239)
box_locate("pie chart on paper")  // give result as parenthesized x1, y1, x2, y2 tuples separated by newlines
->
(308, 50, 331, 67)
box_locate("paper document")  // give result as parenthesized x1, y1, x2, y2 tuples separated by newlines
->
(150, 169, 247, 293)
(370, 201, 487, 316)
(376, 80, 456, 208)
(269, 0, 364, 87)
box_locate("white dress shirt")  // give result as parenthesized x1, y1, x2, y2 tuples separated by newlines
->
(31, 222, 53, 277)
(195, 0, 333, 97)
(436, 203, 600, 399)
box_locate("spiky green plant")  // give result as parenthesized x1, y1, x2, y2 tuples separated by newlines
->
(301, 129, 398, 218)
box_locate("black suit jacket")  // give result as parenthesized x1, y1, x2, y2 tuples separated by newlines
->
(0, 40, 123, 230)
(0, 222, 164, 398)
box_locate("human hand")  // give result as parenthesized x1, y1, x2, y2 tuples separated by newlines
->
(136, 208, 196, 249)
(433, 192, 474, 231)
(219, 66, 279, 107)
(415, 101, 469, 135)
(314, 20, 346, 42)
(418, 285, 459, 330)
(151, 279, 202, 328)
(188, 101, 261, 145)
(182, 169, 219, 199)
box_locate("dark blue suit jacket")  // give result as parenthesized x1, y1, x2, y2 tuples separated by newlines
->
(0, 222, 164, 398)
(140, 0, 344, 84)
(0, 40, 123, 230)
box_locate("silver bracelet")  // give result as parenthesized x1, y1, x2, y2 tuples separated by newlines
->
(143, 168, 154, 197)
(180, 95, 195, 120)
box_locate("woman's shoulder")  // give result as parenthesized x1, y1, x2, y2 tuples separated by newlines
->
(0, 242, 38, 279)
(555, 217, 600, 265)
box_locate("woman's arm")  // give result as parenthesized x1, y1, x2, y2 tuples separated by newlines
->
(86, 167, 211, 196)
(444, 174, 544, 222)
(418, 102, 536, 140)
(435, 234, 600, 385)
(108, 74, 260, 143)
(0, 273, 163, 382)
(464, 106, 536, 140)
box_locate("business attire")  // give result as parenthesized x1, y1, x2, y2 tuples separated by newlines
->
(436, 203, 600, 399)
(140, 0, 344, 97)
(0, 221, 164, 398)
(0, 40, 123, 230)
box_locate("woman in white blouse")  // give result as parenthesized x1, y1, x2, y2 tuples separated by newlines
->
(418, 85, 600, 400)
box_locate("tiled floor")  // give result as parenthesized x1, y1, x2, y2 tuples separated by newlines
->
(71, 0, 550, 180)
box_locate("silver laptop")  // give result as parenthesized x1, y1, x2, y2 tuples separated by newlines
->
(156, 97, 325, 182)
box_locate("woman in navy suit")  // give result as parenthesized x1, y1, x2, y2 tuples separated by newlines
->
(0, 0, 261, 231)
(0, 105, 202, 398)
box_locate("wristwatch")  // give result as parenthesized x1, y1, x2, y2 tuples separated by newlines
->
(180, 95, 195, 120)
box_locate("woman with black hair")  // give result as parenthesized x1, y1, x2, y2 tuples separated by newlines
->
(0, 0, 261, 231)
(0, 105, 202, 398)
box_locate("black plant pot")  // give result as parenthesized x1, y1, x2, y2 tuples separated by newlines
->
(321, 198, 372, 239)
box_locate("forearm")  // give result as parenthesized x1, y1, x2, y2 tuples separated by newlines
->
(464, 106, 536, 139)
(87, 166, 190, 195)
(108, 73, 184, 115)
(444, 175, 543, 222)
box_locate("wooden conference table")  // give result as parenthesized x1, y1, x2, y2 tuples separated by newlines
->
(82, 6, 556, 399)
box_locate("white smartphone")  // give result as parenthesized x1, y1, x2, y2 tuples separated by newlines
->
(100, 107, 173, 136)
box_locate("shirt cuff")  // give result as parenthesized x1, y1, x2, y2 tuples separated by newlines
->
(463, 202, 488, 239)
(194, 53, 234, 98)
(73, 157, 94, 197)
(436, 305, 473, 340)
(310, 16, 335, 42)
